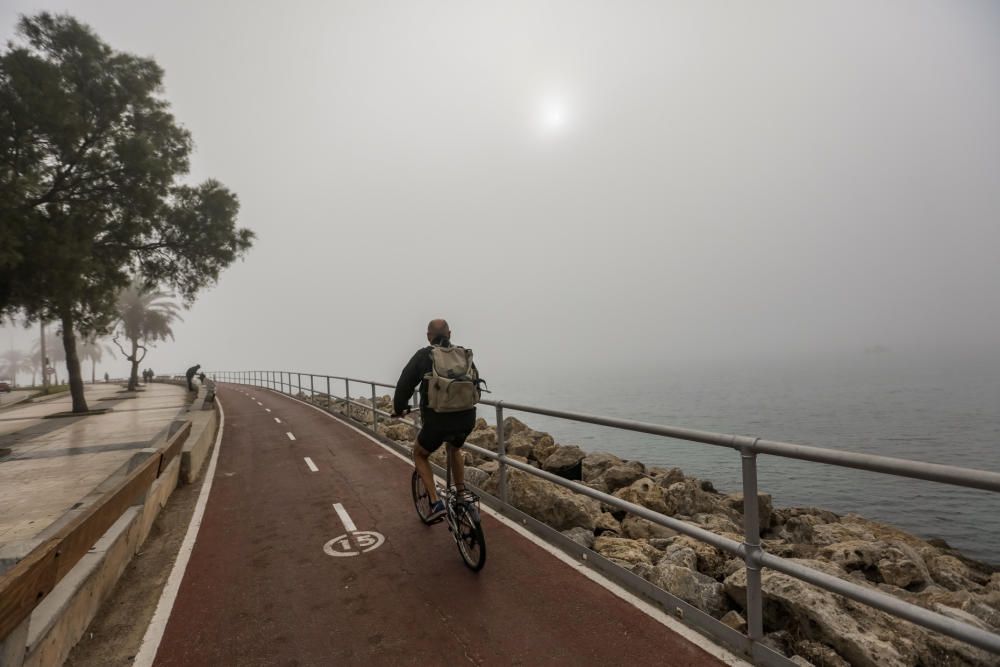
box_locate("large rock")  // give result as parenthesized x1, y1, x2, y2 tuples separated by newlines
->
(664, 479, 726, 516)
(651, 466, 686, 487)
(876, 542, 931, 589)
(381, 422, 416, 442)
(593, 536, 661, 567)
(819, 540, 884, 574)
(598, 462, 646, 493)
(613, 478, 671, 515)
(505, 433, 535, 458)
(725, 559, 919, 667)
(720, 610, 747, 633)
(651, 563, 728, 616)
(478, 460, 500, 475)
(502, 416, 530, 436)
(621, 514, 678, 540)
(809, 521, 879, 547)
(464, 467, 490, 489)
(769, 507, 840, 542)
(528, 433, 557, 462)
(793, 640, 851, 667)
(595, 512, 622, 535)
(724, 492, 774, 531)
(542, 445, 586, 480)
(691, 513, 742, 536)
(660, 543, 698, 570)
(482, 468, 600, 531)
(926, 554, 983, 592)
(562, 526, 595, 549)
(663, 535, 732, 579)
(581, 452, 623, 482)
(429, 448, 473, 468)
(465, 427, 496, 450)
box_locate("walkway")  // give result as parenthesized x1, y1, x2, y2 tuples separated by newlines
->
(0, 383, 188, 564)
(151, 385, 731, 666)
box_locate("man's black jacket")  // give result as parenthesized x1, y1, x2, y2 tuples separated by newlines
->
(392, 339, 477, 416)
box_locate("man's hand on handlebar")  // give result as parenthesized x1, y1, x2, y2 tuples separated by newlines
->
(390, 407, 411, 419)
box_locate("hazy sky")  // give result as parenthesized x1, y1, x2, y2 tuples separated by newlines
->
(2, 1, 999, 387)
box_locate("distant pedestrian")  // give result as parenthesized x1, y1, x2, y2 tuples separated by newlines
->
(185, 364, 201, 392)
(104, 372, 109, 383)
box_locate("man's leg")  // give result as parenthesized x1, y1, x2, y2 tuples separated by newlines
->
(448, 444, 465, 491)
(412, 442, 439, 503)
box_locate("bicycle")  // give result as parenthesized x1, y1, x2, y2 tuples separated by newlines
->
(411, 444, 487, 572)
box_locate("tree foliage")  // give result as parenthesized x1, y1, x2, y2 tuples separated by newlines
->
(113, 282, 181, 390)
(0, 13, 254, 410)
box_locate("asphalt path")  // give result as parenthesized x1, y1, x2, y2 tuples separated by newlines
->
(151, 384, 727, 666)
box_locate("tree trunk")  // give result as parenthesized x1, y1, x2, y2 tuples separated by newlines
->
(40, 322, 48, 389)
(61, 312, 89, 412)
(128, 338, 140, 391)
(91, 358, 96, 384)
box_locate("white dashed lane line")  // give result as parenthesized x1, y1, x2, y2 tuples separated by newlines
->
(287, 432, 296, 441)
(274, 417, 281, 424)
(304, 457, 318, 472)
(333, 503, 357, 533)
(265, 408, 271, 412)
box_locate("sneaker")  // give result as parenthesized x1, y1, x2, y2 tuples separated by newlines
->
(427, 499, 446, 521)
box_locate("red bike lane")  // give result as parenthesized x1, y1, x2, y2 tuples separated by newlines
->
(151, 385, 730, 666)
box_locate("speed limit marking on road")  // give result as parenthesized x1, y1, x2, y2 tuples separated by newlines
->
(325, 502, 385, 557)
(323, 531, 385, 557)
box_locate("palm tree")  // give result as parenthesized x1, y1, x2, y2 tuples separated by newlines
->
(31, 332, 67, 386)
(78, 336, 115, 384)
(114, 282, 183, 391)
(1, 349, 33, 387)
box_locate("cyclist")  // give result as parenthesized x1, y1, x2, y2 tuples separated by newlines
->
(391, 319, 478, 521)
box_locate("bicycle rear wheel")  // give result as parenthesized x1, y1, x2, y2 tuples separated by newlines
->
(454, 505, 486, 571)
(411, 470, 434, 524)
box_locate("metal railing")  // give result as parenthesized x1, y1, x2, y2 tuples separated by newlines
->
(212, 370, 1000, 664)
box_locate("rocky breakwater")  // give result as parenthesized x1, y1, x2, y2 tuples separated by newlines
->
(356, 404, 999, 667)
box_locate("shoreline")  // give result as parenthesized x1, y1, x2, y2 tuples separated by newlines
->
(339, 395, 999, 667)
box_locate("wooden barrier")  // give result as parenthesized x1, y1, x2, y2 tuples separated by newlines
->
(0, 418, 194, 642)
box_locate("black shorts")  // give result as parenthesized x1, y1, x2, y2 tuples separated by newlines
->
(417, 409, 476, 453)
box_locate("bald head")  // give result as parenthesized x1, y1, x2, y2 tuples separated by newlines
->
(427, 319, 450, 343)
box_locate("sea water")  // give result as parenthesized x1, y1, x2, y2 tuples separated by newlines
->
(482, 356, 1000, 564)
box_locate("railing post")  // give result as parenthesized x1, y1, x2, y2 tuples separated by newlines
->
(326, 376, 331, 411)
(310, 374, 314, 399)
(496, 402, 508, 505)
(344, 379, 351, 419)
(297, 372, 302, 397)
(740, 439, 764, 644)
(371, 383, 378, 432)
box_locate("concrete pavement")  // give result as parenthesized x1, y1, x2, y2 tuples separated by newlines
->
(0, 383, 189, 568)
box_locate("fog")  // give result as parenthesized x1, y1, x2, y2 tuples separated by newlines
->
(3, 1, 999, 388)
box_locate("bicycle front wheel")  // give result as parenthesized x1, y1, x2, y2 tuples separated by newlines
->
(411, 470, 434, 524)
(455, 505, 486, 571)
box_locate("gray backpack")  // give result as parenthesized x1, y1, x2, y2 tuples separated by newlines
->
(424, 345, 481, 412)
